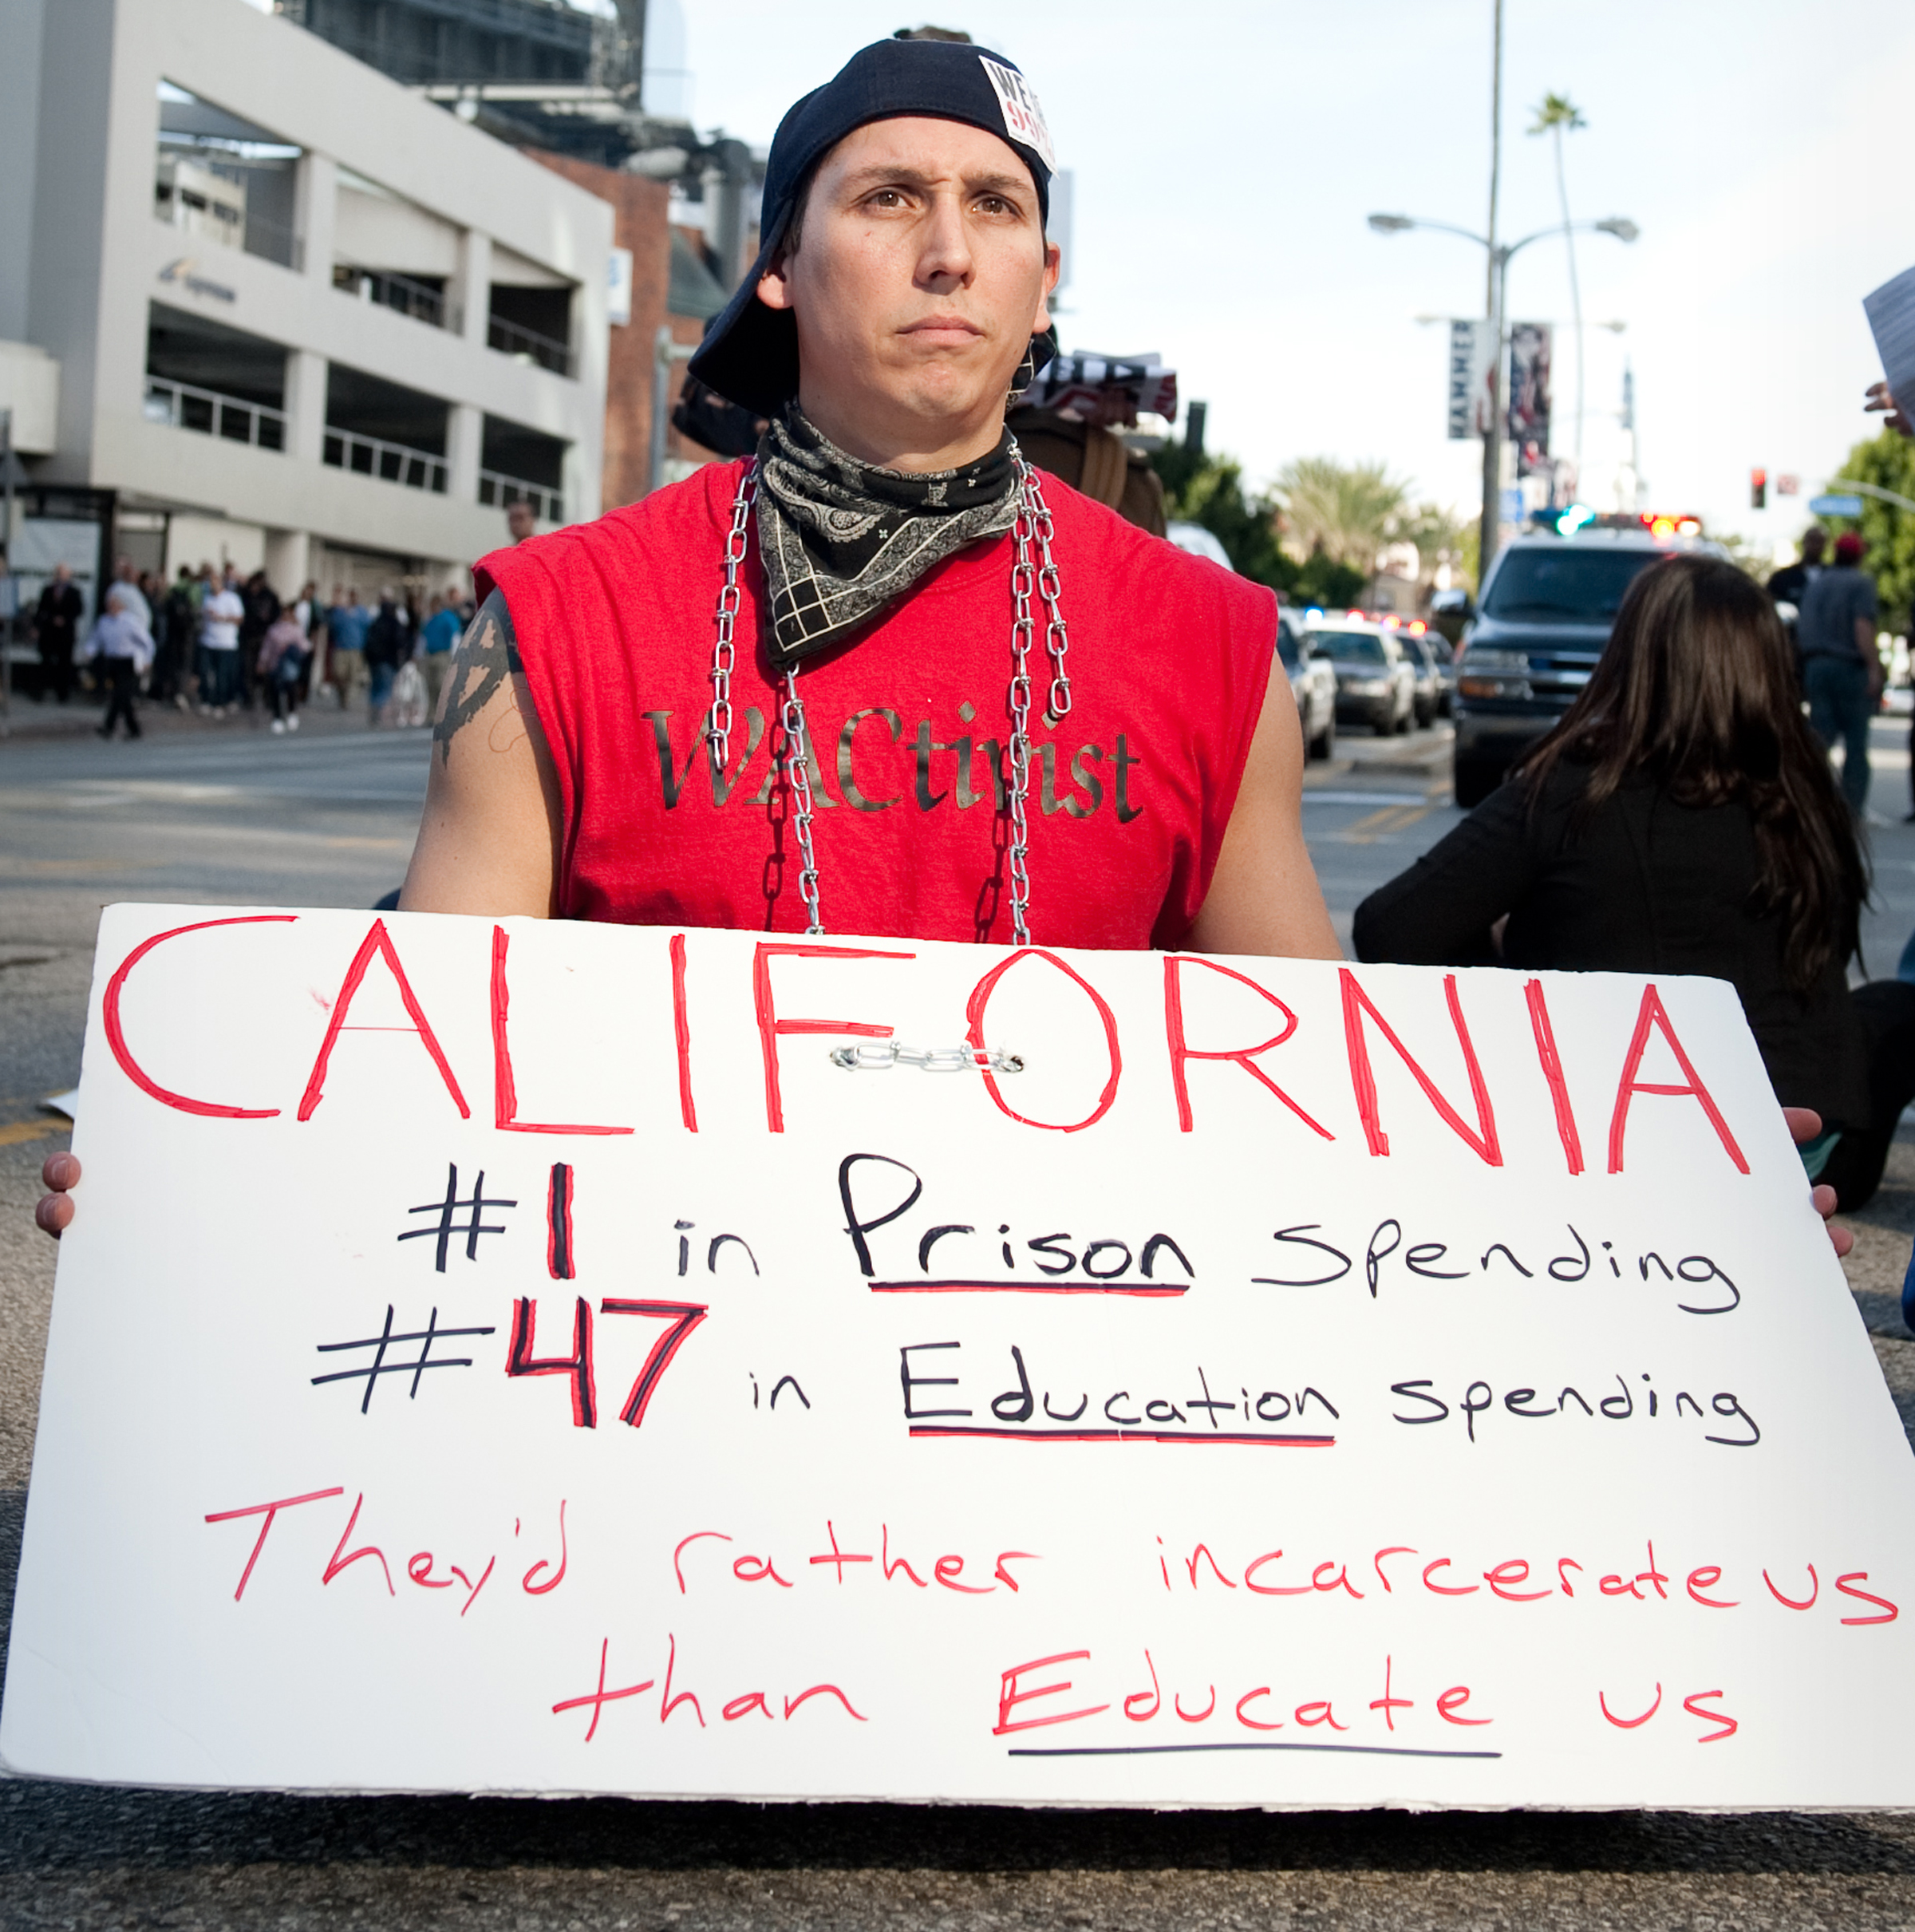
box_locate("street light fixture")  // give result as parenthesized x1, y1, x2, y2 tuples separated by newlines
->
(1368, 211, 1640, 571)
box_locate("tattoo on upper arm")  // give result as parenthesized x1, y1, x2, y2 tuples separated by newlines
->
(434, 591, 523, 765)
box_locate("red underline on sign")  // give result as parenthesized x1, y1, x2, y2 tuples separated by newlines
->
(908, 1426, 1335, 1448)
(871, 1279, 1189, 1297)
(1008, 1742, 1500, 1760)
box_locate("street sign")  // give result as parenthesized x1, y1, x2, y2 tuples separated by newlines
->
(1810, 494, 1863, 517)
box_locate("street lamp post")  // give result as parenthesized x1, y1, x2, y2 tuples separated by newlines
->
(1368, 212, 1637, 579)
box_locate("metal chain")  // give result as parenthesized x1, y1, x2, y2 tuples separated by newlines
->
(830, 1041, 1025, 1074)
(1017, 451, 1073, 722)
(704, 448, 1073, 947)
(704, 462, 756, 776)
(1005, 457, 1039, 947)
(1003, 444, 1072, 945)
(780, 669, 825, 937)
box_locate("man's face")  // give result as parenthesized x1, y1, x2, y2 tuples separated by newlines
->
(756, 117, 1059, 464)
(507, 502, 537, 541)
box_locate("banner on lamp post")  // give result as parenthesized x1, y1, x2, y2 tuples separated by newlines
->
(1507, 323, 1552, 478)
(1447, 320, 1494, 441)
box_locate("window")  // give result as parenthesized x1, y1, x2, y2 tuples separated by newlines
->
(323, 365, 449, 494)
(156, 81, 302, 270)
(1483, 548, 1663, 624)
(144, 303, 287, 451)
(1306, 630, 1387, 666)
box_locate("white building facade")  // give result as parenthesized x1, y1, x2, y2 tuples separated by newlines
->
(0, 0, 611, 610)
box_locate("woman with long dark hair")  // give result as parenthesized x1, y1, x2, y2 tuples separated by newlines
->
(1356, 553, 1909, 1202)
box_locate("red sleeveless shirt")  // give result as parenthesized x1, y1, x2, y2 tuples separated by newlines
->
(475, 459, 1273, 949)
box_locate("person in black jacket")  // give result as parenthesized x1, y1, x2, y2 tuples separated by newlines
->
(1355, 552, 1915, 1209)
(361, 589, 410, 725)
(33, 563, 83, 702)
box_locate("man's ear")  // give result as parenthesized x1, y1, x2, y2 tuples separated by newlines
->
(756, 255, 796, 313)
(1032, 239, 1062, 334)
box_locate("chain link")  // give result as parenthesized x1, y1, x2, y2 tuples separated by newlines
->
(704, 448, 1072, 947)
(705, 463, 756, 776)
(831, 1041, 1025, 1074)
(1006, 455, 1039, 948)
(780, 669, 825, 937)
(1004, 444, 1073, 946)
(1019, 454, 1073, 721)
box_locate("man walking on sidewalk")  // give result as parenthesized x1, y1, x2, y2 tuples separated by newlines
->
(1799, 531, 1881, 812)
(77, 587, 154, 740)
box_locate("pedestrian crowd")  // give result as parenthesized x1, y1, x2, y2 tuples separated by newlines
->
(26, 559, 475, 739)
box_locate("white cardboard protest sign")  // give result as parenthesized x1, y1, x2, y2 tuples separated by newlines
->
(5, 903, 1913, 1810)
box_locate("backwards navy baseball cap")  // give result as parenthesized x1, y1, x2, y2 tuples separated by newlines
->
(686, 37, 1058, 419)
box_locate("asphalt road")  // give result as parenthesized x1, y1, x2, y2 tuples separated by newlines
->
(6, 703, 1915, 1928)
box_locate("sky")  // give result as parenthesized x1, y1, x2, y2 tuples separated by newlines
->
(596, 0, 1915, 550)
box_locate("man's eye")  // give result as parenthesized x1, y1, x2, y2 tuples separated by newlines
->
(976, 196, 1013, 216)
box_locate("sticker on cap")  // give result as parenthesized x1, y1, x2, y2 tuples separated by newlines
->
(979, 56, 1057, 174)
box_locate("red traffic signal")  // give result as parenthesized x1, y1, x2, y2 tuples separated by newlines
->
(1751, 467, 1767, 510)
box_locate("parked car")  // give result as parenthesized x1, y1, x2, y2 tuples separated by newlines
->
(1396, 626, 1443, 726)
(1305, 617, 1419, 735)
(1277, 608, 1337, 761)
(1164, 527, 1337, 758)
(1421, 628, 1457, 717)
(1164, 521, 1234, 571)
(1450, 527, 1726, 806)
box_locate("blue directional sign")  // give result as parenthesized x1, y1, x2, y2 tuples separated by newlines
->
(1810, 493, 1864, 517)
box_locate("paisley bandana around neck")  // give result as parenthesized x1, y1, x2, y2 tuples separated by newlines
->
(753, 407, 1019, 672)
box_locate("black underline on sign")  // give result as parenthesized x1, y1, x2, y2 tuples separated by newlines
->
(1008, 1742, 1501, 1760)
(871, 1279, 1189, 1297)
(908, 1426, 1335, 1448)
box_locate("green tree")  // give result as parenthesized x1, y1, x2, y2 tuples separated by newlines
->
(1150, 444, 1420, 610)
(1290, 550, 1369, 610)
(1152, 442, 1296, 590)
(1455, 520, 1480, 595)
(1824, 427, 1915, 629)
(1273, 456, 1410, 569)
(1399, 499, 1471, 586)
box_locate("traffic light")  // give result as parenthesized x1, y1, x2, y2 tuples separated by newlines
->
(1751, 467, 1767, 510)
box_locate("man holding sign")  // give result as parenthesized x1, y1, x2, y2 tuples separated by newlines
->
(34, 36, 1845, 1247)
(14, 41, 1900, 1819)
(399, 35, 1337, 960)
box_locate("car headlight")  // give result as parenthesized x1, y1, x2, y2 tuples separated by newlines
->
(1457, 648, 1532, 700)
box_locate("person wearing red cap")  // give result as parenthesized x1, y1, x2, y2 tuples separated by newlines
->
(1797, 529, 1881, 813)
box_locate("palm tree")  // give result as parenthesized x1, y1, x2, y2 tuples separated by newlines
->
(1529, 91, 1587, 480)
(1273, 457, 1409, 571)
